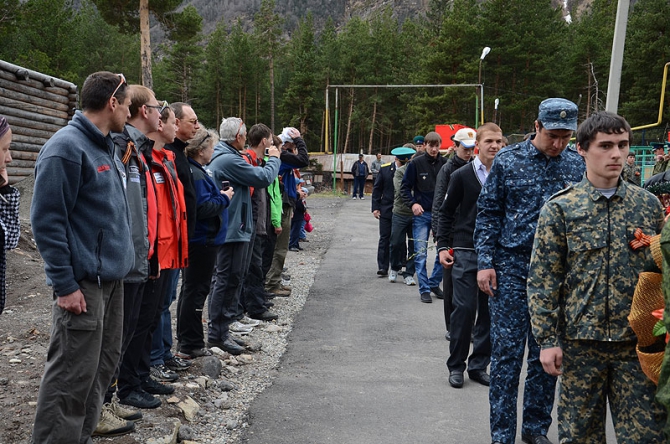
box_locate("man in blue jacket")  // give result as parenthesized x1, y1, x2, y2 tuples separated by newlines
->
(30, 71, 135, 444)
(207, 117, 280, 355)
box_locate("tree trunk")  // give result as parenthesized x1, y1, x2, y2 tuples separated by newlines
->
(368, 90, 377, 155)
(269, 54, 275, 133)
(139, 0, 152, 89)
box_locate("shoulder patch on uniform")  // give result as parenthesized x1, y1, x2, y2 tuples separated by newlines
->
(382, 162, 393, 167)
(547, 184, 574, 201)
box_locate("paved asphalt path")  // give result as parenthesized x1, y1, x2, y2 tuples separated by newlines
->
(241, 197, 615, 444)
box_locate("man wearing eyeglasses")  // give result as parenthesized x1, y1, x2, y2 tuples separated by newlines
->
(147, 103, 201, 380)
(30, 71, 135, 443)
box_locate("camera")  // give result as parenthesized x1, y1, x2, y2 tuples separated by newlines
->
(221, 180, 230, 191)
(265, 147, 270, 156)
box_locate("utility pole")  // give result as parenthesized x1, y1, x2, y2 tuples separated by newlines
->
(605, 0, 630, 113)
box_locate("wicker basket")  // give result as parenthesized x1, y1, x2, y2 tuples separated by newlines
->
(629, 272, 664, 348)
(637, 345, 664, 385)
(651, 234, 663, 271)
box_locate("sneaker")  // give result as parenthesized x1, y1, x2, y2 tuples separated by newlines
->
(289, 246, 300, 252)
(164, 356, 192, 372)
(352, 196, 357, 199)
(388, 270, 398, 283)
(249, 310, 279, 322)
(176, 347, 212, 360)
(109, 398, 142, 421)
(404, 276, 416, 286)
(92, 404, 135, 437)
(239, 316, 261, 327)
(230, 321, 254, 334)
(142, 377, 175, 395)
(360, 196, 365, 200)
(150, 364, 178, 382)
(420, 292, 432, 303)
(119, 390, 161, 409)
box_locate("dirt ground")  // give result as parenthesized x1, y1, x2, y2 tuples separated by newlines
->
(0, 175, 55, 443)
(0, 176, 339, 444)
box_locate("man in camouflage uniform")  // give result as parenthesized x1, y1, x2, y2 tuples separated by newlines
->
(622, 151, 641, 186)
(528, 111, 666, 443)
(475, 98, 585, 444)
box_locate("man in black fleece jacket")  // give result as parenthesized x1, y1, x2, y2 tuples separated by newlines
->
(432, 128, 476, 337)
(437, 123, 503, 389)
(400, 131, 447, 303)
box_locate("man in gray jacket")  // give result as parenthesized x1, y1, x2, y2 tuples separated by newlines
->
(207, 117, 280, 355)
(30, 71, 134, 444)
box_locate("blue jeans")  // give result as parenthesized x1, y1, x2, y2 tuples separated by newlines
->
(412, 211, 442, 295)
(150, 268, 180, 366)
(353, 176, 365, 197)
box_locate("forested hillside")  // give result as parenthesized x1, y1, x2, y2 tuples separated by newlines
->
(0, 0, 667, 154)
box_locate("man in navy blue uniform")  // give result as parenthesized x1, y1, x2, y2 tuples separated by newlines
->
(475, 98, 585, 444)
(371, 152, 398, 276)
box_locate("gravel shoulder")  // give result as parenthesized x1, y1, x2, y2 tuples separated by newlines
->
(0, 185, 344, 444)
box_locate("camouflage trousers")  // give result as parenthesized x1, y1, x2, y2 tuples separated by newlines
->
(559, 340, 666, 443)
(489, 254, 556, 444)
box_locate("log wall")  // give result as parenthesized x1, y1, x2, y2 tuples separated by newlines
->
(0, 60, 78, 184)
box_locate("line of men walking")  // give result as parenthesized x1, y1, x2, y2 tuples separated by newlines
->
(372, 98, 669, 443)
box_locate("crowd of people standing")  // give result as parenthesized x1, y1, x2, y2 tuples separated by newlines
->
(22, 71, 310, 442)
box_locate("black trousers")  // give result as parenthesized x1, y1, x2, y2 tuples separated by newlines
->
(208, 242, 249, 343)
(446, 250, 491, 373)
(177, 243, 219, 352)
(242, 233, 268, 317)
(376, 216, 392, 272)
(105, 281, 145, 403)
(118, 273, 168, 398)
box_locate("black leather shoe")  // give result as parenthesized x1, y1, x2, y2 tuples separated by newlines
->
(522, 434, 553, 444)
(249, 310, 279, 322)
(420, 292, 432, 303)
(445, 331, 451, 341)
(430, 286, 444, 299)
(448, 371, 464, 388)
(468, 370, 490, 386)
(377, 269, 388, 276)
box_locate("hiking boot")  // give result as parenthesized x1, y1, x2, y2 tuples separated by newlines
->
(119, 389, 161, 409)
(109, 398, 142, 421)
(150, 364, 178, 382)
(142, 377, 175, 395)
(92, 404, 135, 437)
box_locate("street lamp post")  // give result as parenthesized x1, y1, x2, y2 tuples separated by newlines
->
(494, 98, 499, 126)
(477, 46, 491, 128)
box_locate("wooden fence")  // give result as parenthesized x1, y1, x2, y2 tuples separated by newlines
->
(0, 60, 78, 183)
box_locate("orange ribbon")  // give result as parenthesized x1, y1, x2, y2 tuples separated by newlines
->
(629, 228, 653, 251)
